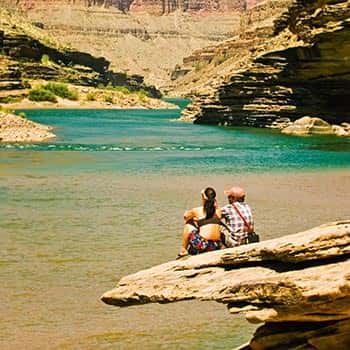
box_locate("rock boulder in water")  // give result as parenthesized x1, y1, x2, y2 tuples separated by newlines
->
(282, 116, 333, 135)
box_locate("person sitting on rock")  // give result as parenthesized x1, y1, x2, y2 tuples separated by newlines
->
(221, 186, 254, 247)
(178, 187, 223, 257)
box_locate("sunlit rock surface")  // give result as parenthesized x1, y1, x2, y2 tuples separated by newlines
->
(281, 116, 350, 136)
(0, 111, 56, 142)
(102, 221, 350, 349)
(0, 0, 253, 87)
(178, 0, 350, 128)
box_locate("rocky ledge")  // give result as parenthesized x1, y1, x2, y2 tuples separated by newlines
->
(102, 221, 350, 349)
(0, 111, 55, 142)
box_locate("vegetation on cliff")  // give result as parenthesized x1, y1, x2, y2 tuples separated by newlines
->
(0, 0, 244, 87)
(28, 83, 79, 102)
(0, 8, 171, 111)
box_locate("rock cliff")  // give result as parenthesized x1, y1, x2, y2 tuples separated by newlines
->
(3, 0, 250, 14)
(0, 0, 250, 87)
(102, 220, 350, 349)
(177, 0, 350, 128)
(0, 9, 162, 101)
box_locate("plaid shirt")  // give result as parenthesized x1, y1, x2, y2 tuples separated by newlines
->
(221, 201, 254, 244)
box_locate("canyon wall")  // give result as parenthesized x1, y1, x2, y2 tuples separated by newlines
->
(0, 9, 161, 100)
(0, 0, 254, 87)
(177, 0, 350, 127)
(5, 0, 248, 14)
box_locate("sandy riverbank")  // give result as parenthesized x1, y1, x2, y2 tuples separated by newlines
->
(0, 90, 178, 142)
(0, 111, 56, 142)
(4, 96, 179, 110)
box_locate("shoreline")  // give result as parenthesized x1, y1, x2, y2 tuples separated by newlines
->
(0, 96, 180, 143)
(0, 110, 56, 143)
(3, 97, 179, 111)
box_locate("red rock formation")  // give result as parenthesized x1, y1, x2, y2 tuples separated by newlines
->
(129, 0, 246, 15)
(5, 0, 250, 14)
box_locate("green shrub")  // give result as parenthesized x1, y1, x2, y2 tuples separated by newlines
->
(86, 92, 96, 101)
(0, 95, 23, 104)
(112, 86, 131, 94)
(194, 61, 206, 71)
(103, 95, 113, 103)
(41, 54, 51, 66)
(17, 112, 27, 118)
(45, 82, 79, 100)
(22, 79, 31, 89)
(103, 84, 131, 94)
(28, 87, 57, 102)
(96, 83, 134, 95)
(135, 89, 149, 100)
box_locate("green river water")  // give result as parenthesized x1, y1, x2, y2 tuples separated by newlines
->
(1, 102, 349, 349)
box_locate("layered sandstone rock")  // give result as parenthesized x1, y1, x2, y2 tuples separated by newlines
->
(0, 9, 162, 102)
(0, 111, 56, 142)
(0, 0, 248, 87)
(177, 0, 350, 128)
(102, 221, 350, 349)
(2, 0, 249, 14)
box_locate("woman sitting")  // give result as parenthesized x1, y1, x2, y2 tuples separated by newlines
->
(178, 187, 222, 257)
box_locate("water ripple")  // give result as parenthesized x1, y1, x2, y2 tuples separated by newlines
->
(0, 143, 213, 152)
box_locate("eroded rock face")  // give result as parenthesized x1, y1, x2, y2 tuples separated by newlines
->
(101, 221, 350, 349)
(179, 0, 350, 128)
(0, 10, 162, 98)
(5, 0, 248, 14)
(0, 0, 250, 87)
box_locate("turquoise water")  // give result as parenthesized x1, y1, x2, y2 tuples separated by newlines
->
(2, 107, 350, 175)
(1, 104, 349, 350)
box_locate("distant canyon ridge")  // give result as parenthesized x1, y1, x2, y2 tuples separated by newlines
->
(7, 0, 260, 14)
(0, 0, 264, 87)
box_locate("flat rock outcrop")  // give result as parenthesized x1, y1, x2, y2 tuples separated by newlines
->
(0, 111, 56, 142)
(102, 220, 350, 349)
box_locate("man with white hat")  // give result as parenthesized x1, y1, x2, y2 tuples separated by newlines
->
(221, 186, 254, 246)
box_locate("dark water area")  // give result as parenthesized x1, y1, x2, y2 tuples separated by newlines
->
(1, 103, 349, 349)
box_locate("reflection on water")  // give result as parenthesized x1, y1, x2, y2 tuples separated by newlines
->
(1, 107, 349, 349)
